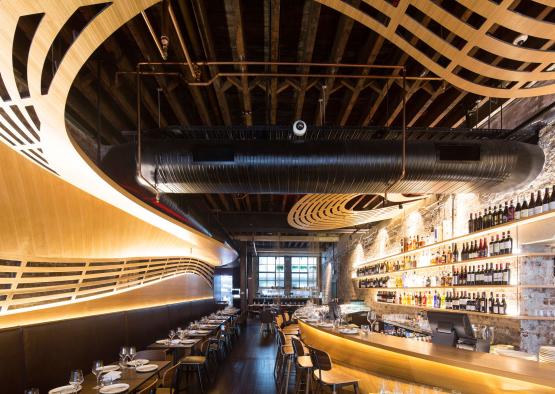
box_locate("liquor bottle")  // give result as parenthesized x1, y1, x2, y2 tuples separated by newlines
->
(550, 186, 555, 211)
(445, 292, 451, 309)
(521, 196, 529, 219)
(535, 190, 543, 215)
(500, 294, 507, 315)
(493, 294, 500, 314)
(481, 291, 488, 313)
(500, 232, 506, 255)
(493, 234, 500, 256)
(506, 231, 513, 254)
(502, 202, 509, 224)
(529, 192, 536, 217)
(488, 292, 495, 314)
(453, 243, 459, 262)
(468, 213, 474, 233)
(508, 200, 515, 222)
(515, 197, 521, 220)
(503, 263, 511, 285)
(492, 205, 499, 226)
(543, 188, 550, 212)
(488, 236, 494, 257)
(476, 212, 483, 231)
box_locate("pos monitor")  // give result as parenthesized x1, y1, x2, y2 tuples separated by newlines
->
(427, 311, 475, 347)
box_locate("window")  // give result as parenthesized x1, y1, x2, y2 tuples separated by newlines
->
(258, 256, 285, 288)
(291, 257, 318, 289)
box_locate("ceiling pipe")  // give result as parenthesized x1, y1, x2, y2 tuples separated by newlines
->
(141, 11, 166, 60)
(167, 2, 200, 80)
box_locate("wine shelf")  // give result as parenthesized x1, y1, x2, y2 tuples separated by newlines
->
(354, 209, 555, 270)
(374, 302, 555, 320)
(358, 285, 516, 290)
(354, 253, 553, 280)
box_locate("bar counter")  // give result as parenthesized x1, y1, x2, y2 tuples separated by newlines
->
(298, 319, 555, 394)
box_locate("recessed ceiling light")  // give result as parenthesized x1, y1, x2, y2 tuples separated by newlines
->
(513, 34, 528, 46)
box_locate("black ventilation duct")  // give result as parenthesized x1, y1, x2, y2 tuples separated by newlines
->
(103, 139, 544, 195)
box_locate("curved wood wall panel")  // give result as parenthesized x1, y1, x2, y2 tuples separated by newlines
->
(288, 194, 426, 230)
(0, 271, 213, 329)
(0, 0, 237, 265)
(317, 0, 555, 98)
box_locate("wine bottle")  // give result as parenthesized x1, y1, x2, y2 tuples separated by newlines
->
(503, 263, 511, 285)
(550, 185, 555, 211)
(493, 294, 500, 314)
(529, 192, 536, 217)
(488, 292, 495, 313)
(468, 213, 474, 233)
(488, 236, 494, 257)
(535, 190, 543, 215)
(515, 197, 521, 220)
(506, 230, 513, 254)
(502, 202, 509, 224)
(543, 187, 550, 212)
(508, 200, 515, 222)
(500, 294, 507, 315)
(521, 196, 529, 219)
(481, 291, 488, 313)
(493, 234, 500, 256)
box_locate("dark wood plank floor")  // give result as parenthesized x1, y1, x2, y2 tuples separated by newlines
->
(206, 319, 278, 394)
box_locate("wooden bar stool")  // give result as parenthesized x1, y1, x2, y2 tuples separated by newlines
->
(307, 345, 360, 394)
(291, 336, 313, 394)
(276, 329, 295, 394)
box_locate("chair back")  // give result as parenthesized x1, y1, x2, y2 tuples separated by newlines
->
(160, 363, 180, 389)
(137, 378, 158, 394)
(135, 349, 166, 361)
(284, 311, 291, 322)
(260, 309, 274, 324)
(275, 314, 284, 328)
(308, 345, 333, 381)
(291, 336, 306, 357)
(199, 338, 211, 356)
(277, 329, 287, 347)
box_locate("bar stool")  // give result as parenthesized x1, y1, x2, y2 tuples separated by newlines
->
(291, 336, 313, 394)
(307, 345, 360, 394)
(275, 330, 295, 394)
(260, 309, 275, 337)
(181, 339, 210, 394)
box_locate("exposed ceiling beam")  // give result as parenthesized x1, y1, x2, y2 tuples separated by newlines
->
(190, 0, 232, 125)
(234, 235, 339, 242)
(224, 0, 253, 126)
(257, 249, 321, 256)
(293, 0, 321, 120)
(264, 0, 280, 125)
(127, 18, 191, 126)
(337, 34, 384, 126)
(218, 194, 231, 211)
(314, 0, 359, 125)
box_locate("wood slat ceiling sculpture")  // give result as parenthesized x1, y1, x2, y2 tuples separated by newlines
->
(288, 194, 427, 230)
(318, 0, 555, 98)
(0, 0, 237, 265)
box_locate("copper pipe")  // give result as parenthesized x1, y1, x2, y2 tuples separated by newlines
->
(141, 11, 166, 60)
(195, 61, 404, 69)
(168, 2, 198, 79)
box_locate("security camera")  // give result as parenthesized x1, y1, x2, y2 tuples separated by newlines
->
(292, 120, 307, 136)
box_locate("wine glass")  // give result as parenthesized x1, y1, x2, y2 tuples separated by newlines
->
(367, 310, 377, 331)
(92, 360, 104, 389)
(128, 346, 137, 364)
(119, 346, 129, 368)
(69, 369, 84, 391)
(24, 389, 39, 394)
(168, 329, 176, 343)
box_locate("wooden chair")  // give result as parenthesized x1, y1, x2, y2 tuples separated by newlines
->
(181, 339, 210, 394)
(156, 363, 181, 394)
(136, 378, 158, 394)
(307, 345, 359, 394)
(275, 329, 295, 394)
(135, 349, 167, 361)
(291, 336, 313, 394)
(260, 309, 274, 337)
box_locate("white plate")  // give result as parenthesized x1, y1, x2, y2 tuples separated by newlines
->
(196, 330, 211, 334)
(339, 328, 359, 335)
(100, 365, 120, 372)
(127, 358, 148, 367)
(316, 323, 334, 328)
(49, 385, 81, 394)
(136, 364, 158, 373)
(181, 339, 197, 344)
(99, 383, 130, 393)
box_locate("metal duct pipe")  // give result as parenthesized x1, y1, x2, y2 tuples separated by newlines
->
(103, 139, 544, 195)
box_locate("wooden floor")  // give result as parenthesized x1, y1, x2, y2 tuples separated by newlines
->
(206, 318, 278, 394)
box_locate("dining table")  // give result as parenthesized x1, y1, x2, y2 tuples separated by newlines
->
(76, 360, 170, 394)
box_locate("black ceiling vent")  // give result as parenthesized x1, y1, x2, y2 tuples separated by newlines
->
(103, 138, 544, 195)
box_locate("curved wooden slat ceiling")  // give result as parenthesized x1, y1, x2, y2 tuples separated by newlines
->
(0, 0, 237, 265)
(288, 194, 427, 231)
(317, 0, 555, 98)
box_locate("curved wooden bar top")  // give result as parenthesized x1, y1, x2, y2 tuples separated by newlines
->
(298, 319, 555, 394)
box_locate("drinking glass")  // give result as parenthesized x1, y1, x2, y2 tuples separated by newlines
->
(361, 324, 370, 335)
(128, 346, 137, 363)
(92, 360, 104, 389)
(367, 310, 377, 331)
(69, 369, 84, 391)
(482, 326, 495, 345)
(119, 346, 129, 368)
(168, 329, 176, 343)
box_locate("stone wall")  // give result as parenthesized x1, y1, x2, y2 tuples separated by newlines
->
(323, 125, 555, 353)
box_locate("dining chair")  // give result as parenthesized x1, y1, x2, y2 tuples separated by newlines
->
(180, 338, 211, 394)
(136, 377, 158, 394)
(307, 345, 359, 394)
(156, 363, 182, 394)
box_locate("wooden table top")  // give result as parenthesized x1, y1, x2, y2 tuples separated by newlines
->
(148, 338, 201, 350)
(76, 360, 170, 394)
(299, 319, 555, 389)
